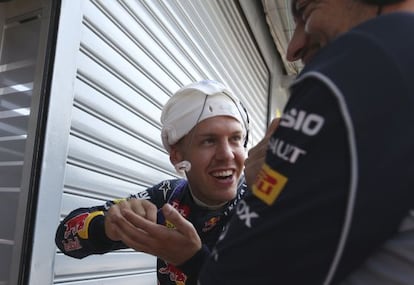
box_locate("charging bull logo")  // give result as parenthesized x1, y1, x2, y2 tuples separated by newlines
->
(202, 216, 220, 232)
(159, 263, 187, 285)
(63, 211, 104, 239)
(171, 200, 190, 218)
(64, 213, 89, 239)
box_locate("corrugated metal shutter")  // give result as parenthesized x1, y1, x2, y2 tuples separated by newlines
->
(53, 0, 269, 284)
(0, 9, 42, 285)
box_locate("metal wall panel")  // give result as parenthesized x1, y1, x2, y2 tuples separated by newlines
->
(0, 15, 40, 276)
(0, 1, 55, 283)
(50, 0, 271, 284)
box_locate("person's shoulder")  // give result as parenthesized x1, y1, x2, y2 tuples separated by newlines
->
(352, 12, 414, 47)
(303, 13, 414, 74)
(152, 178, 186, 188)
(138, 178, 187, 197)
(358, 12, 414, 33)
(298, 21, 398, 86)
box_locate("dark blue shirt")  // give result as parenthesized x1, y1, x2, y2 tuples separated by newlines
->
(199, 12, 414, 285)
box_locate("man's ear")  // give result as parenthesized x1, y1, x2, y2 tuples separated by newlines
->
(169, 144, 184, 165)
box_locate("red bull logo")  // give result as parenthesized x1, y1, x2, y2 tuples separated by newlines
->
(159, 263, 187, 284)
(171, 200, 190, 218)
(64, 211, 103, 239)
(64, 213, 89, 239)
(202, 216, 220, 232)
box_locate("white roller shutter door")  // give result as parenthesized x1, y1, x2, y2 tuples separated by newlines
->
(51, 0, 270, 284)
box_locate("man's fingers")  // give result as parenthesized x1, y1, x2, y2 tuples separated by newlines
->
(124, 204, 197, 239)
(128, 199, 157, 222)
(247, 118, 280, 159)
(119, 209, 159, 249)
(266, 118, 280, 137)
(140, 199, 158, 222)
(122, 208, 157, 232)
(161, 204, 197, 236)
(161, 204, 201, 258)
(120, 204, 201, 264)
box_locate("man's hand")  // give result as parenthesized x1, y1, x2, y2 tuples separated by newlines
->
(120, 203, 202, 265)
(244, 118, 280, 189)
(104, 199, 157, 241)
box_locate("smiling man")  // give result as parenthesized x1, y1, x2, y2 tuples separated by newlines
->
(55, 79, 249, 285)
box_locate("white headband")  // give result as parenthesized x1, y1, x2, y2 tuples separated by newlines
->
(160, 80, 248, 152)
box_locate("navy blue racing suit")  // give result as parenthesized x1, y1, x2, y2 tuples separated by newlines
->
(55, 178, 246, 285)
(198, 12, 414, 285)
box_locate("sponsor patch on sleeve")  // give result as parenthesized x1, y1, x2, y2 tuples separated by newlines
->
(64, 211, 104, 240)
(252, 164, 288, 205)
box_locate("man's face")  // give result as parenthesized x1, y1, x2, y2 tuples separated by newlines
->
(173, 116, 246, 206)
(287, 0, 377, 63)
(286, 14, 321, 64)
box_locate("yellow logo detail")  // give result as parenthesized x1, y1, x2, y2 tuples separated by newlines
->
(77, 211, 104, 239)
(165, 220, 176, 229)
(252, 164, 288, 205)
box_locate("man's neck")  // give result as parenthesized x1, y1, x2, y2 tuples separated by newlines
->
(188, 187, 227, 210)
(382, 2, 414, 14)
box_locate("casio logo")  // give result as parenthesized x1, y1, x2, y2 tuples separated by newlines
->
(280, 108, 324, 136)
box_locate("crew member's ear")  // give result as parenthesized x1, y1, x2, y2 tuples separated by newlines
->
(169, 144, 184, 166)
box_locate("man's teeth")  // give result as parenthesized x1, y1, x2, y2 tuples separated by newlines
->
(213, 170, 233, 177)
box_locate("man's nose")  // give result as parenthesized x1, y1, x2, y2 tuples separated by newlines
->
(286, 22, 307, 62)
(215, 141, 235, 160)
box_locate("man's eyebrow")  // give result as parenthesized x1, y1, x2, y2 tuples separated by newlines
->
(290, 0, 301, 19)
(196, 130, 244, 137)
(291, 0, 298, 16)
